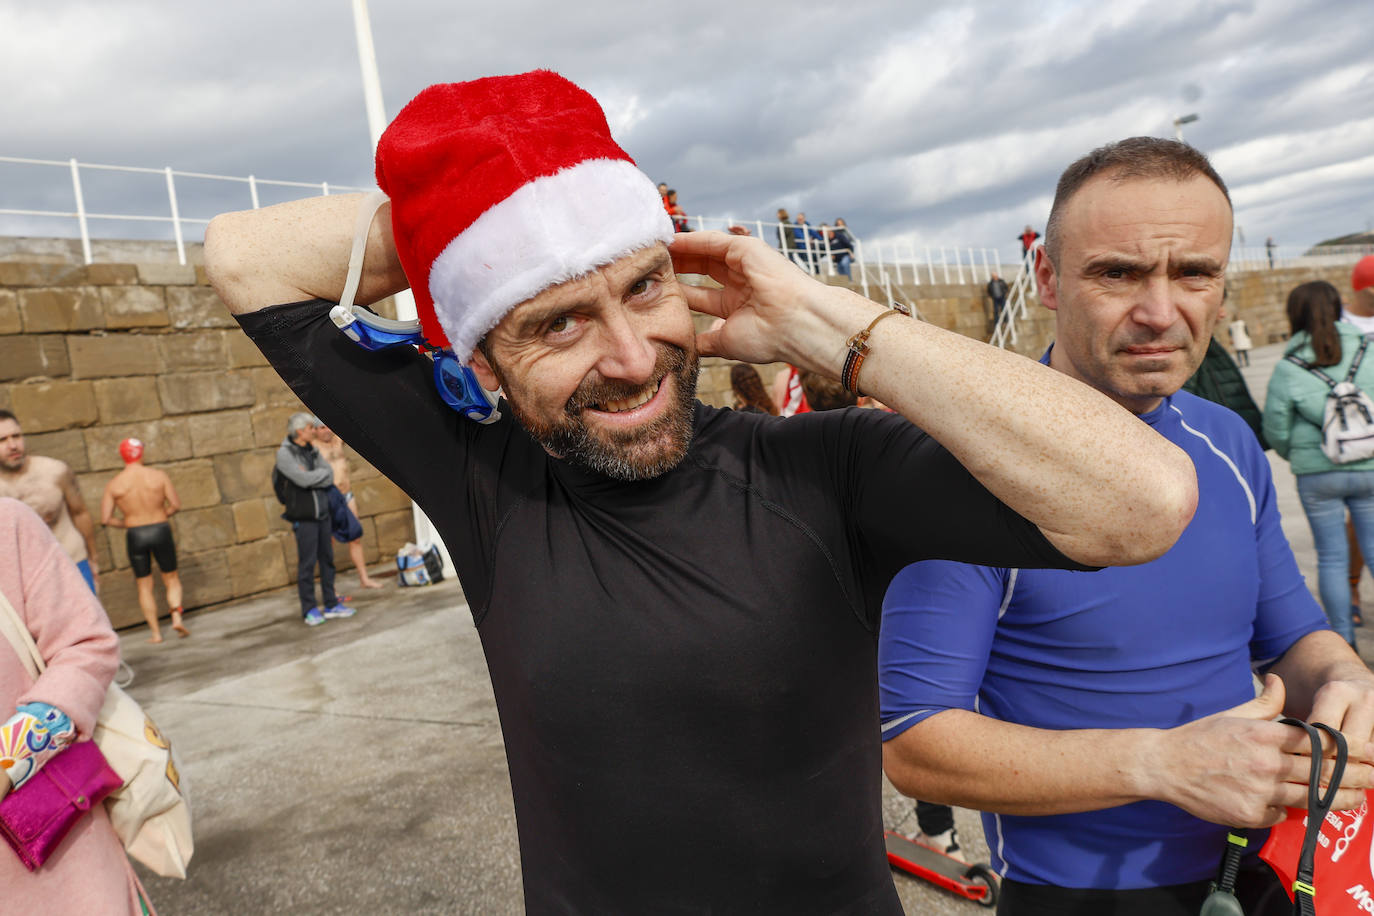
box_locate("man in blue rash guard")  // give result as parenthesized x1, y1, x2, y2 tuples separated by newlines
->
(880, 137, 1374, 916)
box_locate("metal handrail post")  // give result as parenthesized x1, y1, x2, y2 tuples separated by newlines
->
(322, 182, 331, 196)
(968, 248, 977, 283)
(954, 247, 966, 285)
(941, 247, 950, 284)
(925, 247, 935, 284)
(980, 248, 991, 283)
(856, 240, 871, 300)
(248, 175, 261, 209)
(164, 167, 186, 265)
(69, 158, 92, 265)
(755, 219, 763, 239)
(821, 232, 834, 277)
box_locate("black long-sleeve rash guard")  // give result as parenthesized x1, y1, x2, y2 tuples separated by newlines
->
(237, 298, 1086, 914)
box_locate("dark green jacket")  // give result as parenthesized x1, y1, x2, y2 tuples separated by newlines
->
(1182, 338, 1269, 450)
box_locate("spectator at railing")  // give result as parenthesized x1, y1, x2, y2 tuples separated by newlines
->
(665, 190, 689, 232)
(775, 208, 795, 256)
(794, 212, 822, 274)
(1019, 224, 1041, 277)
(986, 271, 1009, 322)
(830, 218, 855, 278)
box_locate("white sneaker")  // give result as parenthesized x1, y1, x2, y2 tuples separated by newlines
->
(912, 828, 966, 863)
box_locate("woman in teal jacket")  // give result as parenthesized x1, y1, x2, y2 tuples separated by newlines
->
(1263, 280, 1374, 645)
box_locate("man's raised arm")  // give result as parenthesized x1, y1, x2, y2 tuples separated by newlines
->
(205, 193, 408, 315)
(669, 231, 1197, 567)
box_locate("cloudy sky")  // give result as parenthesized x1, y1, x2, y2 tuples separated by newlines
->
(2, 0, 1371, 263)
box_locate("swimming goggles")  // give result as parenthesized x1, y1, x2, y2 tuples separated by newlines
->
(329, 191, 501, 425)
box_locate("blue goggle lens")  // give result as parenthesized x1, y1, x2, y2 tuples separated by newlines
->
(433, 352, 498, 423)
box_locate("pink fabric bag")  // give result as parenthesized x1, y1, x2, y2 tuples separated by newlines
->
(0, 740, 123, 870)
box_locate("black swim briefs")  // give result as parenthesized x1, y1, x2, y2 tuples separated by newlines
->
(126, 521, 177, 578)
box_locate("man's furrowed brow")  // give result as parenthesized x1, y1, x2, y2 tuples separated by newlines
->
(1081, 253, 1151, 274)
(1173, 254, 1225, 275)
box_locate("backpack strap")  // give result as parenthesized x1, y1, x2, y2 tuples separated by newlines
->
(1344, 336, 1372, 383)
(1285, 337, 1373, 388)
(1286, 352, 1339, 387)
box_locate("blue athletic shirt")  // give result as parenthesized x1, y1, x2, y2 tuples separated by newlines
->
(879, 388, 1329, 890)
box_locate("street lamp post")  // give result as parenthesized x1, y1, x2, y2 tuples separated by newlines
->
(1173, 113, 1199, 142)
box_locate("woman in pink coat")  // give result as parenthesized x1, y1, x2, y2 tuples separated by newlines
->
(0, 497, 153, 914)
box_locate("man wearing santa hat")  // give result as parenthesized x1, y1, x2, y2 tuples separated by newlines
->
(205, 71, 1196, 912)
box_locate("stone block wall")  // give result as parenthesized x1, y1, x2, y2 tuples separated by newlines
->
(0, 261, 416, 629)
(3, 240, 1362, 630)
(1220, 263, 1364, 349)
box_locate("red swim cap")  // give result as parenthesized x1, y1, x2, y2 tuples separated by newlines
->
(1354, 255, 1374, 293)
(119, 438, 144, 463)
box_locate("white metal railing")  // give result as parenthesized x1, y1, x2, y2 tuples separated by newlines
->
(690, 214, 1010, 300)
(0, 156, 371, 266)
(5, 155, 1369, 284)
(1228, 243, 1373, 272)
(989, 245, 1041, 350)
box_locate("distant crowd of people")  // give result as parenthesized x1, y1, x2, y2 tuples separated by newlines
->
(773, 209, 855, 277)
(655, 180, 857, 278)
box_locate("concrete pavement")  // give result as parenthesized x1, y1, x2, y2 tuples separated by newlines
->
(122, 348, 1365, 914)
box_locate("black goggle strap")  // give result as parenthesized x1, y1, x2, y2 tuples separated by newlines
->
(1279, 717, 1348, 916)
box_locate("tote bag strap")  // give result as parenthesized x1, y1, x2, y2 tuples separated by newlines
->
(0, 583, 45, 680)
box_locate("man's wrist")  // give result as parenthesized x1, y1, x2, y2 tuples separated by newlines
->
(1121, 727, 1169, 804)
(781, 288, 887, 380)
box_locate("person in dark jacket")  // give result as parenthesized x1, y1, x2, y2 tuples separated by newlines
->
(986, 272, 1009, 322)
(830, 218, 855, 278)
(775, 208, 794, 257)
(1181, 336, 1268, 450)
(275, 412, 356, 626)
(793, 212, 821, 274)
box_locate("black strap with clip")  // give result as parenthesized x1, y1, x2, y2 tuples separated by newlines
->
(1283, 718, 1348, 916)
(1200, 717, 1348, 916)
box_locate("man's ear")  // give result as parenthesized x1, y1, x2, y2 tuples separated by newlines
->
(1034, 247, 1059, 312)
(467, 348, 501, 392)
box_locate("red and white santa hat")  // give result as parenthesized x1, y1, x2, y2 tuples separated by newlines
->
(375, 70, 674, 358)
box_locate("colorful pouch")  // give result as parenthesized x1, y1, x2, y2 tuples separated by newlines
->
(0, 740, 123, 870)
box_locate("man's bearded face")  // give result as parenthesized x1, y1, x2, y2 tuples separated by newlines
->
(475, 244, 701, 482)
(0, 419, 26, 472)
(500, 342, 699, 481)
